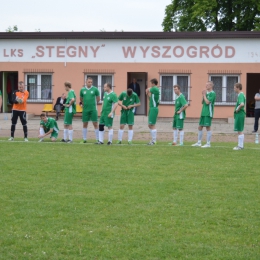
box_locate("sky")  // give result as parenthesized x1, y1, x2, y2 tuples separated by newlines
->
(1, 0, 171, 32)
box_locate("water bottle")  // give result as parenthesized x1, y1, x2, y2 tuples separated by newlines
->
(255, 133, 259, 144)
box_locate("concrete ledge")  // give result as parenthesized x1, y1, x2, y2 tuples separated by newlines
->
(0, 113, 34, 120)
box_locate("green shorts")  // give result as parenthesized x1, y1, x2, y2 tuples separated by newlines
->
(50, 131, 59, 139)
(120, 110, 134, 125)
(234, 113, 245, 132)
(64, 111, 74, 125)
(82, 109, 98, 122)
(100, 112, 114, 127)
(148, 107, 158, 125)
(173, 115, 184, 129)
(199, 116, 212, 127)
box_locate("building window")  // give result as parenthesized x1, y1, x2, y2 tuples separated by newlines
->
(25, 74, 52, 102)
(160, 75, 190, 104)
(210, 75, 239, 104)
(85, 74, 114, 101)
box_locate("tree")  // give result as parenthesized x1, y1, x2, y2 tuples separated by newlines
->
(162, 0, 260, 31)
(6, 25, 18, 32)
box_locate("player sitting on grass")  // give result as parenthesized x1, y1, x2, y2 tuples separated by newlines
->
(38, 113, 59, 142)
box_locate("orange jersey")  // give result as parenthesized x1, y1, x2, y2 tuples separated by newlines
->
(12, 91, 29, 111)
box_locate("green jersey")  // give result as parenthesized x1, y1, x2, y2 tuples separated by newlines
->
(65, 89, 76, 114)
(149, 86, 160, 108)
(0, 90, 2, 96)
(102, 91, 118, 114)
(201, 91, 216, 117)
(118, 91, 140, 112)
(235, 92, 246, 115)
(80, 86, 100, 111)
(40, 117, 59, 133)
(175, 93, 188, 119)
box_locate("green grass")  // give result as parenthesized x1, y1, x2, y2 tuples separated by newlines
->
(0, 140, 260, 259)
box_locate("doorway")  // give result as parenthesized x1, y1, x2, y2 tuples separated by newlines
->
(246, 73, 260, 117)
(127, 72, 147, 115)
(0, 71, 18, 113)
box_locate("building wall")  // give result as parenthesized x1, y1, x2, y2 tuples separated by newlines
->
(1, 61, 259, 118)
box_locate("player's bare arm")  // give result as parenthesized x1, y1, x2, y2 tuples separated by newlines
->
(235, 102, 244, 112)
(65, 98, 75, 107)
(146, 88, 151, 97)
(128, 102, 141, 109)
(177, 104, 188, 114)
(118, 101, 127, 110)
(255, 95, 260, 101)
(96, 96, 101, 103)
(38, 126, 53, 138)
(108, 102, 118, 118)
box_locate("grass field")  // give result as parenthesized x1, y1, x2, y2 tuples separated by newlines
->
(0, 139, 260, 259)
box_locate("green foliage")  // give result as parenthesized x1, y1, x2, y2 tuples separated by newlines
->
(1, 140, 260, 259)
(162, 0, 260, 31)
(5, 25, 18, 32)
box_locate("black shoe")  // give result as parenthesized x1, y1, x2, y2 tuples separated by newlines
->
(61, 139, 67, 142)
(252, 130, 257, 133)
(107, 141, 112, 145)
(56, 117, 58, 121)
(66, 140, 73, 143)
(95, 141, 104, 145)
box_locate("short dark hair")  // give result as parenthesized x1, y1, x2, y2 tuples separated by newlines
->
(127, 88, 133, 96)
(40, 113, 46, 118)
(18, 81, 24, 85)
(106, 83, 112, 89)
(173, 84, 180, 90)
(234, 83, 242, 90)
(150, 78, 158, 85)
(64, 81, 71, 88)
(87, 77, 92, 81)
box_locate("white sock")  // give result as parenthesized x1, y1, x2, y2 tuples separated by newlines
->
(179, 130, 184, 144)
(198, 130, 203, 143)
(128, 130, 133, 141)
(207, 131, 212, 144)
(151, 129, 157, 142)
(95, 129, 99, 141)
(82, 128, 87, 140)
(108, 129, 113, 142)
(173, 129, 178, 143)
(69, 130, 73, 141)
(99, 131, 104, 143)
(63, 129, 69, 140)
(238, 134, 244, 148)
(40, 128, 45, 139)
(118, 129, 124, 141)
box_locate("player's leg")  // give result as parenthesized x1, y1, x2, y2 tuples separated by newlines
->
(91, 110, 99, 142)
(106, 116, 114, 145)
(9, 110, 18, 140)
(50, 131, 58, 142)
(19, 111, 28, 141)
(66, 113, 74, 143)
(39, 126, 45, 142)
(127, 110, 134, 144)
(96, 115, 105, 144)
(148, 108, 158, 145)
(233, 114, 245, 150)
(177, 119, 185, 146)
(118, 111, 126, 144)
(82, 110, 90, 143)
(192, 119, 203, 146)
(171, 115, 178, 145)
(201, 121, 212, 148)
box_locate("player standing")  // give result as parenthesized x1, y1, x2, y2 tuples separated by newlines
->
(233, 83, 246, 150)
(8, 81, 29, 141)
(80, 77, 100, 143)
(117, 88, 141, 144)
(61, 81, 76, 143)
(192, 81, 216, 148)
(96, 83, 118, 145)
(38, 113, 59, 142)
(146, 78, 160, 145)
(170, 85, 188, 146)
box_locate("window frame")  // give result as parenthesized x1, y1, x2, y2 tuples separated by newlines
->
(209, 74, 240, 105)
(84, 74, 114, 102)
(25, 73, 53, 103)
(160, 74, 190, 105)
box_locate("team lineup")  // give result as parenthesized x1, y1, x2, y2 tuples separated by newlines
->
(5, 78, 246, 150)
